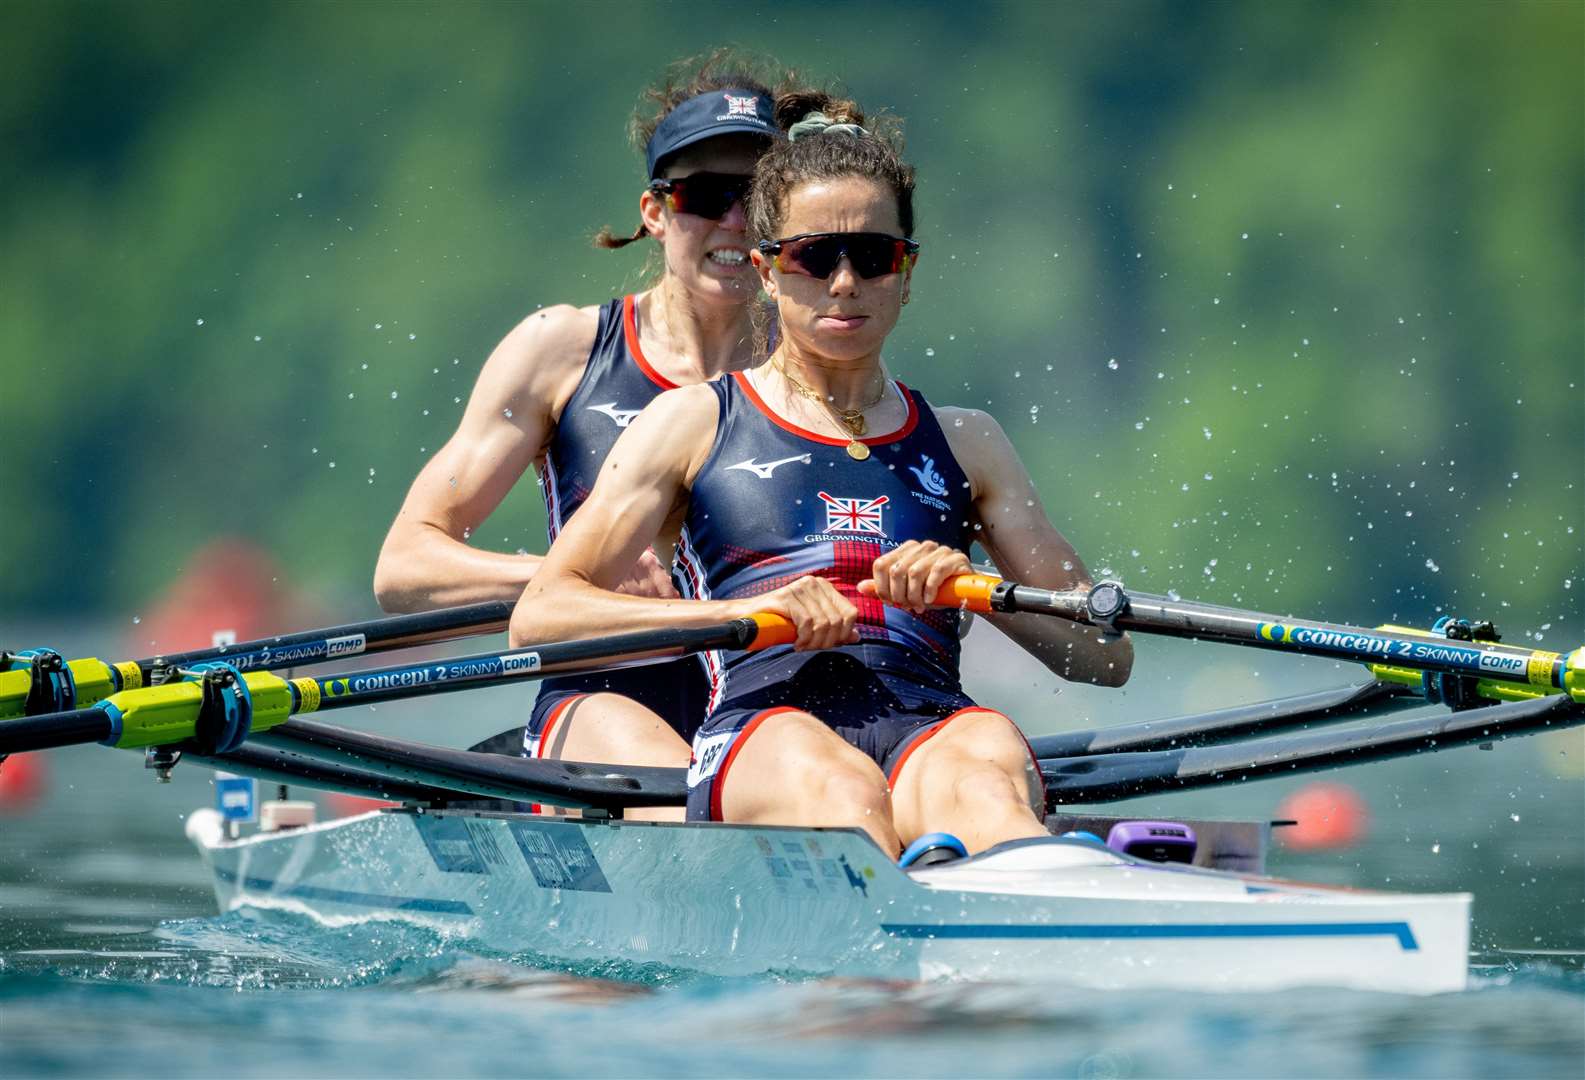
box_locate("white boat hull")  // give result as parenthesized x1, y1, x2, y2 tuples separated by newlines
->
(188, 807, 1470, 994)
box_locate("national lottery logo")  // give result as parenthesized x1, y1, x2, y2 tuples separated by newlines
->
(818, 492, 889, 535)
(909, 454, 948, 497)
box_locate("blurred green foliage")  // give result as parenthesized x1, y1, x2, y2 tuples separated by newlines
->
(1, 0, 1579, 639)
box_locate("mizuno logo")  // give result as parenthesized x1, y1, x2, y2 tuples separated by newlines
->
(725, 453, 811, 479)
(588, 402, 641, 428)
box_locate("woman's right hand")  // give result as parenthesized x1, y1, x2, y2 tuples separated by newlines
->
(732, 575, 859, 651)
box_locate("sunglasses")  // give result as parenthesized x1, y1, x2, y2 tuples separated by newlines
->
(647, 172, 753, 220)
(757, 232, 920, 280)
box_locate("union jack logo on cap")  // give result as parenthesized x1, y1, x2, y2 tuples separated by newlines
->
(819, 492, 889, 535)
(723, 93, 760, 119)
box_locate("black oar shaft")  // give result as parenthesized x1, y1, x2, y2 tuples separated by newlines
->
(987, 582, 1570, 695)
(1041, 692, 1582, 804)
(140, 600, 514, 677)
(302, 620, 763, 713)
(1028, 681, 1416, 758)
(0, 708, 113, 754)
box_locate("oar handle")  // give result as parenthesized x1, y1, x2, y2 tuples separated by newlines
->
(745, 613, 797, 649)
(739, 577, 1003, 648)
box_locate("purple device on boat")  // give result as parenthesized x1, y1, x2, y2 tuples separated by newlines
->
(1106, 821, 1198, 864)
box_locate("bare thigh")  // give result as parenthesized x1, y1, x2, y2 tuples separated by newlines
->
(890, 709, 1046, 854)
(543, 693, 692, 822)
(719, 709, 901, 856)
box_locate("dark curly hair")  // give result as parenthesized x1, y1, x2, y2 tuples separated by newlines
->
(745, 94, 914, 355)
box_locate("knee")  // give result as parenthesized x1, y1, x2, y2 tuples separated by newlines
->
(817, 768, 891, 822)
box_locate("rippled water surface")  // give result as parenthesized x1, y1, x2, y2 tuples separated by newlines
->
(2, 639, 1582, 1078)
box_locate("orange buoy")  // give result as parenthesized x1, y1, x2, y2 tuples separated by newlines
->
(0, 752, 47, 813)
(325, 792, 396, 818)
(1275, 781, 1368, 850)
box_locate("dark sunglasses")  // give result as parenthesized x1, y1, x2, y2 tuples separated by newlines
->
(647, 172, 753, 220)
(757, 232, 920, 280)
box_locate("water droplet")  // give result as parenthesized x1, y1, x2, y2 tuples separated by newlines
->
(1202, 427, 1213, 440)
(132, 616, 142, 625)
(1106, 358, 1119, 371)
(1425, 558, 1440, 573)
(503, 408, 514, 419)
(408, 333, 416, 341)
(390, 390, 398, 400)
(195, 318, 205, 326)
(328, 461, 336, 468)
(925, 347, 936, 357)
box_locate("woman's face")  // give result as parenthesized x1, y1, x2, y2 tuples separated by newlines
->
(753, 176, 911, 365)
(641, 134, 762, 304)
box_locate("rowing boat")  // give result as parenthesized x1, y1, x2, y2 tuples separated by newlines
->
(184, 805, 1471, 994)
(4, 575, 1580, 995)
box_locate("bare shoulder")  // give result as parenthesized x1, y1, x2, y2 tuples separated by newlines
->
(611, 383, 722, 482)
(492, 303, 601, 384)
(935, 403, 1016, 462)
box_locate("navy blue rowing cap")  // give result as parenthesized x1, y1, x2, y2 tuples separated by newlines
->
(645, 88, 779, 179)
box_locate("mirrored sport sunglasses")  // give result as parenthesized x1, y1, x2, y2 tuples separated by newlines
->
(647, 172, 753, 219)
(757, 232, 920, 280)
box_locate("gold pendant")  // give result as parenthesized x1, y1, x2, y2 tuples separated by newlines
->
(846, 440, 871, 461)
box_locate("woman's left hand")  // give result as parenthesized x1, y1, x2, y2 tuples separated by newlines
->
(858, 540, 973, 613)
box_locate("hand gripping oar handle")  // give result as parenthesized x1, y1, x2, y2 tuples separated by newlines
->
(933, 574, 1585, 703)
(0, 611, 799, 756)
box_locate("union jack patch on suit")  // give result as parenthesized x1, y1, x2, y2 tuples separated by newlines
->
(819, 492, 889, 535)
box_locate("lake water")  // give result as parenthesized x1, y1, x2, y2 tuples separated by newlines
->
(1, 626, 1581, 1077)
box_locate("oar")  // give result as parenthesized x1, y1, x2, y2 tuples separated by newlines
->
(939, 575, 1585, 704)
(1026, 680, 1421, 758)
(0, 614, 795, 757)
(1, 601, 516, 720)
(1041, 690, 1583, 804)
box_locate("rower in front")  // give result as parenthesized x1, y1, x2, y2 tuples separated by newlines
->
(373, 52, 820, 818)
(512, 100, 1132, 857)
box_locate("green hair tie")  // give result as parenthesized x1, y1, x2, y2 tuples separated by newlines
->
(787, 111, 867, 141)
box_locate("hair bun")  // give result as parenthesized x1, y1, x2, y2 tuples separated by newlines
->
(787, 110, 868, 142)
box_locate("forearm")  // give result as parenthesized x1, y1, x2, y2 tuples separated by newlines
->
(374, 523, 544, 612)
(984, 609, 1133, 687)
(510, 570, 743, 647)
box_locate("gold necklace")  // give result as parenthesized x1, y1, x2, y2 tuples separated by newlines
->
(774, 358, 889, 460)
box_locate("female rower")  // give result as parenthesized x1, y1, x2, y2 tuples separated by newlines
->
(373, 53, 807, 806)
(511, 99, 1132, 856)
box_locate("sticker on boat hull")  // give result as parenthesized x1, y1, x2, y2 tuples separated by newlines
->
(414, 814, 488, 874)
(506, 821, 612, 893)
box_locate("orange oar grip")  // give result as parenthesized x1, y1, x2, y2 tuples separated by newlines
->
(746, 612, 797, 650)
(933, 573, 1001, 613)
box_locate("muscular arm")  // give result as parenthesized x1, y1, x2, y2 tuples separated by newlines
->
(372, 306, 595, 612)
(941, 407, 1134, 687)
(510, 385, 859, 651)
(510, 385, 730, 644)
